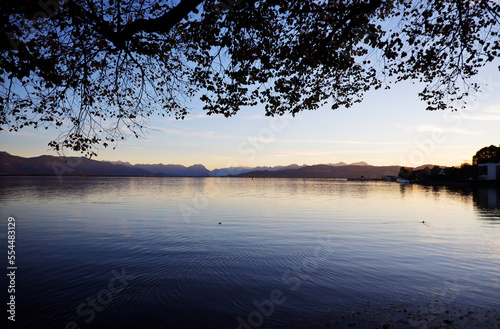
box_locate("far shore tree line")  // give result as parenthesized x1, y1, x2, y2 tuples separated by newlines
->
(398, 145, 500, 182)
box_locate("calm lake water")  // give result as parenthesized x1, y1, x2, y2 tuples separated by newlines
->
(0, 177, 499, 328)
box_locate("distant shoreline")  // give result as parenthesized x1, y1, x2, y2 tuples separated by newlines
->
(414, 179, 500, 188)
(0, 173, 206, 178)
(2, 174, 499, 187)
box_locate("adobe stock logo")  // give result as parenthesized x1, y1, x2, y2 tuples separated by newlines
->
(236, 236, 339, 329)
(8, 0, 61, 50)
(64, 268, 131, 329)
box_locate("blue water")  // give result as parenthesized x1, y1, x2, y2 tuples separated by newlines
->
(0, 177, 499, 328)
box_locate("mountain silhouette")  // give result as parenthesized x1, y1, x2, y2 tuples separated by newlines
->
(235, 164, 401, 178)
(0, 151, 418, 178)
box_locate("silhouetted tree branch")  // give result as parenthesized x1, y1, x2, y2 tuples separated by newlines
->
(1, 0, 499, 156)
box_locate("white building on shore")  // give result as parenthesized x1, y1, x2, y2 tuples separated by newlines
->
(478, 163, 500, 181)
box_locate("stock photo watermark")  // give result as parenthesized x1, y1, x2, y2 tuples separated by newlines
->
(64, 267, 131, 329)
(51, 156, 83, 181)
(6, 217, 17, 322)
(178, 116, 290, 223)
(405, 277, 461, 328)
(236, 235, 338, 329)
(400, 74, 500, 168)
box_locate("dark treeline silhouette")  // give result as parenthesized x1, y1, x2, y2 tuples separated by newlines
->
(399, 145, 500, 185)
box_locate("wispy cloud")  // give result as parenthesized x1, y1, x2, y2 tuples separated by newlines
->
(8, 131, 40, 138)
(460, 114, 500, 121)
(408, 124, 482, 135)
(242, 115, 267, 120)
(482, 105, 500, 114)
(163, 113, 209, 121)
(270, 150, 340, 158)
(158, 128, 241, 139)
(266, 148, 396, 157)
(208, 155, 240, 160)
(276, 140, 412, 145)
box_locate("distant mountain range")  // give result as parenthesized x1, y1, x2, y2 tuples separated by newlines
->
(0, 151, 151, 176)
(0, 151, 433, 178)
(235, 164, 401, 178)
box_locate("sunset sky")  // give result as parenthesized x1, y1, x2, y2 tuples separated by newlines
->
(3, 64, 500, 170)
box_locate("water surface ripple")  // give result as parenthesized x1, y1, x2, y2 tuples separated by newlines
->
(0, 177, 499, 328)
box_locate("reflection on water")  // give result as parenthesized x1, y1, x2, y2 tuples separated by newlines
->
(475, 187, 500, 209)
(0, 177, 499, 329)
(473, 186, 500, 223)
